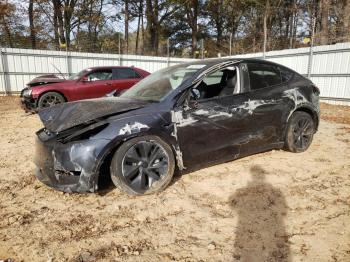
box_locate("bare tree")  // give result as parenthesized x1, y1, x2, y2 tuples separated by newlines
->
(29, 0, 37, 48)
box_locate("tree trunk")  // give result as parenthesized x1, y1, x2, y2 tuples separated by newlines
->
(263, 0, 269, 55)
(145, 0, 158, 55)
(63, 1, 73, 49)
(2, 21, 13, 47)
(53, 3, 60, 49)
(319, 0, 330, 45)
(184, 0, 198, 57)
(341, 0, 350, 41)
(87, 1, 93, 51)
(135, 0, 142, 54)
(216, 0, 223, 48)
(29, 0, 36, 49)
(52, 0, 66, 47)
(125, 0, 129, 54)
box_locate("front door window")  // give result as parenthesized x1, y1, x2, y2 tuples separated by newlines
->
(86, 70, 113, 82)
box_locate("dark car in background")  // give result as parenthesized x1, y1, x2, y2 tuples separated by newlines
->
(34, 58, 320, 195)
(20, 66, 150, 111)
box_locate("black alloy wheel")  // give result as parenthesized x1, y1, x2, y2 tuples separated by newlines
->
(285, 111, 315, 153)
(110, 136, 175, 195)
(38, 92, 65, 109)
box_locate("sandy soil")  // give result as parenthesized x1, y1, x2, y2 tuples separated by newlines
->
(0, 97, 349, 262)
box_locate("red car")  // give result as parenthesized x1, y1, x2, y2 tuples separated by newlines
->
(20, 66, 150, 111)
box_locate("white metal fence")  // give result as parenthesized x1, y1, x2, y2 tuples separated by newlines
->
(1, 43, 350, 105)
(0, 48, 195, 94)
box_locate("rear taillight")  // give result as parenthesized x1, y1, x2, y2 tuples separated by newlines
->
(311, 84, 320, 95)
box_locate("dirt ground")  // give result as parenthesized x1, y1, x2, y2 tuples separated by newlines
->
(0, 97, 349, 262)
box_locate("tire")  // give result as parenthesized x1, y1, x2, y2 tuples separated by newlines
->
(37, 92, 65, 109)
(110, 135, 175, 195)
(285, 111, 315, 153)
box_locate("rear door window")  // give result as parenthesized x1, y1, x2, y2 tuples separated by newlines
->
(116, 68, 140, 79)
(247, 63, 282, 90)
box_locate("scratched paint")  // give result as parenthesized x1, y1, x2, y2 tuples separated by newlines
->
(119, 122, 149, 135)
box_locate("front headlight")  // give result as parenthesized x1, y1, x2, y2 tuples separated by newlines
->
(22, 88, 32, 97)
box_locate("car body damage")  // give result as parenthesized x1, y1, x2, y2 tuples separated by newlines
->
(34, 58, 320, 193)
(27, 74, 66, 87)
(38, 97, 149, 133)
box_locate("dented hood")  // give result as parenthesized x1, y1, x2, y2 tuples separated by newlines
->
(27, 75, 66, 87)
(38, 97, 148, 133)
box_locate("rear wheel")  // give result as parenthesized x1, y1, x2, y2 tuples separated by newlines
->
(285, 111, 315, 153)
(38, 92, 65, 109)
(110, 136, 175, 195)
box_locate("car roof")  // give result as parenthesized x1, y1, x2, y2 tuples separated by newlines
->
(179, 57, 282, 67)
(86, 66, 138, 70)
(87, 59, 282, 71)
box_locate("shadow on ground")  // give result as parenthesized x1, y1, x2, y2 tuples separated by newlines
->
(230, 165, 291, 262)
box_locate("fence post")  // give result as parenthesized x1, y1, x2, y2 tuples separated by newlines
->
(201, 39, 204, 59)
(167, 38, 170, 67)
(0, 48, 8, 95)
(229, 33, 232, 56)
(65, 46, 71, 77)
(307, 16, 316, 78)
(118, 34, 122, 66)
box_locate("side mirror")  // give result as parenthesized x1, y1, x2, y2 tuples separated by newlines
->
(191, 88, 201, 100)
(81, 76, 89, 82)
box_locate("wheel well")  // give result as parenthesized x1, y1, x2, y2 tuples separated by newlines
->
(97, 146, 119, 190)
(294, 107, 319, 129)
(37, 90, 67, 105)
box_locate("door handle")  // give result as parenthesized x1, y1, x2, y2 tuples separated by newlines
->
(105, 83, 112, 86)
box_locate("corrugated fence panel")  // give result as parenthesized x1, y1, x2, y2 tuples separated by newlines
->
(1, 44, 349, 105)
(0, 48, 195, 93)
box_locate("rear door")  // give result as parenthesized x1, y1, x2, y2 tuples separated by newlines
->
(111, 68, 142, 94)
(238, 62, 292, 155)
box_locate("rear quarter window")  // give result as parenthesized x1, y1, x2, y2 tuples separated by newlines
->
(278, 66, 294, 83)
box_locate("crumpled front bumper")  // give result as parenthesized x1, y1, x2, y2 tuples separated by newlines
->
(20, 89, 37, 112)
(34, 134, 110, 193)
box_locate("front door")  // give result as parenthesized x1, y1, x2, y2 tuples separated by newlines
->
(74, 69, 114, 100)
(174, 65, 254, 168)
(175, 93, 253, 168)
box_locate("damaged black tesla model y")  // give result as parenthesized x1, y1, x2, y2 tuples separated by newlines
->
(34, 59, 320, 195)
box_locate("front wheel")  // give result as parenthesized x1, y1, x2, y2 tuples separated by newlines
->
(37, 92, 65, 109)
(110, 136, 175, 195)
(285, 111, 315, 153)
